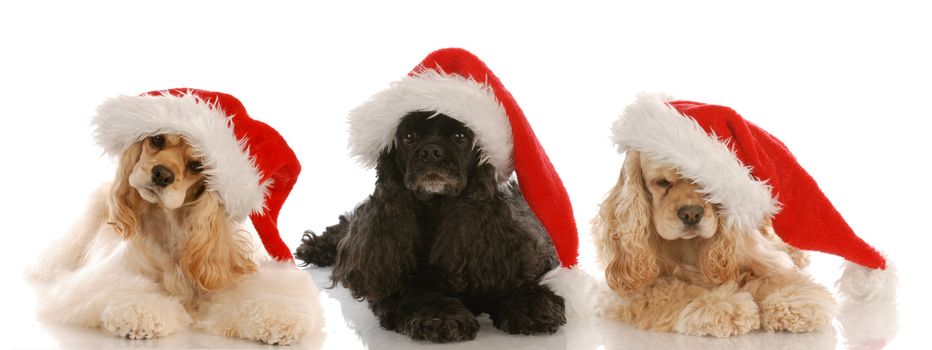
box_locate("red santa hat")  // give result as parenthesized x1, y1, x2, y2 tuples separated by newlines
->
(92, 88, 300, 263)
(612, 93, 896, 301)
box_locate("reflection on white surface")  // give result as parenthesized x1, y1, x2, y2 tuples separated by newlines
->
(596, 320, 837, 350)
(305, 266, 895, 350)
(6, 256, 906, 349)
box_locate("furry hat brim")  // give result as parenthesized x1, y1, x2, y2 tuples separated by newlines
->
(348, 69, 514, 182)
(93, 92, 267, 221)
(612, 94, 780, 231)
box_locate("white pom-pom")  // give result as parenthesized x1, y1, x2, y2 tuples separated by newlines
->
(837, 260, 898, 302)
(540, 267, 599, 319)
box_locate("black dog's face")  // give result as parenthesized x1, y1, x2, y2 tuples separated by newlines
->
(393, 112, 478, 200)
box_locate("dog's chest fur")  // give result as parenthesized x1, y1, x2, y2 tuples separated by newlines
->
(131, 206, 200, 305)
(418, 190, 558, 299)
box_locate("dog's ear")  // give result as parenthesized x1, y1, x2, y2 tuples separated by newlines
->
(594, 150, 660, 295)
(374, 149, 406, 193)
(698, 220, 740, 284)
(466, 162, 498, 200)
(331, 151, 423, 301)
(180, 190, 256, 291)
(108, 141, 144, 239)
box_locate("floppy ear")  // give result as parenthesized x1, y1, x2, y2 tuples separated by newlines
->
(465, 162, 498, 200)
(698, 219, 740, 284)
(374, 148, 407, 193)
(180, 190, 256, 291)
(108, 141, 144, 239)
(331, 150, 422, 301)
(595, 150, 660, 295)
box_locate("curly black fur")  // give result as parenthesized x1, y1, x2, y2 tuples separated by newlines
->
(297, 112, 565, 342)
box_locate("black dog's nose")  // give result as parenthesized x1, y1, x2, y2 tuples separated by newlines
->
(151, 165, 175, 187)
(419, 145, 446, 163)
(677, 205, 704, 225)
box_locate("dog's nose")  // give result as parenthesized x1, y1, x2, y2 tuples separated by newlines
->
(677, 205, 704, 225)
(419, 145, 446, 163)
(151, 165, 175, 187)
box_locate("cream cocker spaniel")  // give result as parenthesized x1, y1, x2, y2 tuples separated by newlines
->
(28, 134, 321, 345)
(594, 150, 836, 337)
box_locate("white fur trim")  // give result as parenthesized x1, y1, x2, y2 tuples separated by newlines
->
(837, 260, 897, 302)
(540, 267, 598, 319)
(348, 69, 514, 182)
(93, 92, 267, 221)
(612, 93, 780, 230)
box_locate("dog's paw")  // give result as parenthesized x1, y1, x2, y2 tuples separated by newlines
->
(295, 230, 336, 267)
(100, 300, 189, 340)
(491, 287, 566, 335)
(198, 298, 316, 346)
(251, 314, 309, 346)
(675, 288, 760, 338)
(399, 305, 479, 343)
(760, 285, 835, 333)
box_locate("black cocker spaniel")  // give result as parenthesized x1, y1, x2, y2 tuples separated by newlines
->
(297, 112, 566, 342)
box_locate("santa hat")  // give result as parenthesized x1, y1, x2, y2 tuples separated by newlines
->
(92, 88, 300, 263)
(612, 93, 895, 301)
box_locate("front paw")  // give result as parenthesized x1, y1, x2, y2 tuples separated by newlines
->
(675, 286, 760, 338)
(760, 284, 835, 333)
(100, 300, 190, 340)
(295, 230, 336, 267)
(492, 286, 566, 335)
(399, 303, 480, 343)
(199, 298, 315, 345)
(251, 313, 310, 346)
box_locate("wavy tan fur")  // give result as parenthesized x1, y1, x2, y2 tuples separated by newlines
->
(180, 190, 256, 291)
(594, 151, 660, 295)
(108, 141, 145, 238)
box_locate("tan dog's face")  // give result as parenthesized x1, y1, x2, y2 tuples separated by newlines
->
(128, 134, 206, 209)
(640, 156, 717, 240)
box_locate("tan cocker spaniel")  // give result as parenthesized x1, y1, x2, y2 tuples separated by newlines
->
(594, 150, 835, 337)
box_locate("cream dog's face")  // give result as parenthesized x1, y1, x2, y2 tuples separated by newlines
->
(128, 134, 206, 209)
(640, 156, 718, 240)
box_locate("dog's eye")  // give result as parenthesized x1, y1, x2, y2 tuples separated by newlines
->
(149, 135, 165, 149)
(187, 161, 204, 174)
(655, 179, 672, 188)
(402, 132, 417, 145)
(451, 133, 468, 144)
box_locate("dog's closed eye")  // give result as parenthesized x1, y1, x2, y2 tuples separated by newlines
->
(187, 160, 204, 174)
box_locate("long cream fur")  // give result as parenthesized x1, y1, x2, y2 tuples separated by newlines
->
(27, 141, 322, 345)
(594, 150, 836, 337)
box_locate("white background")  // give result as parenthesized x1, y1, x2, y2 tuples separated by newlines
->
(1, 1, 930, 349)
